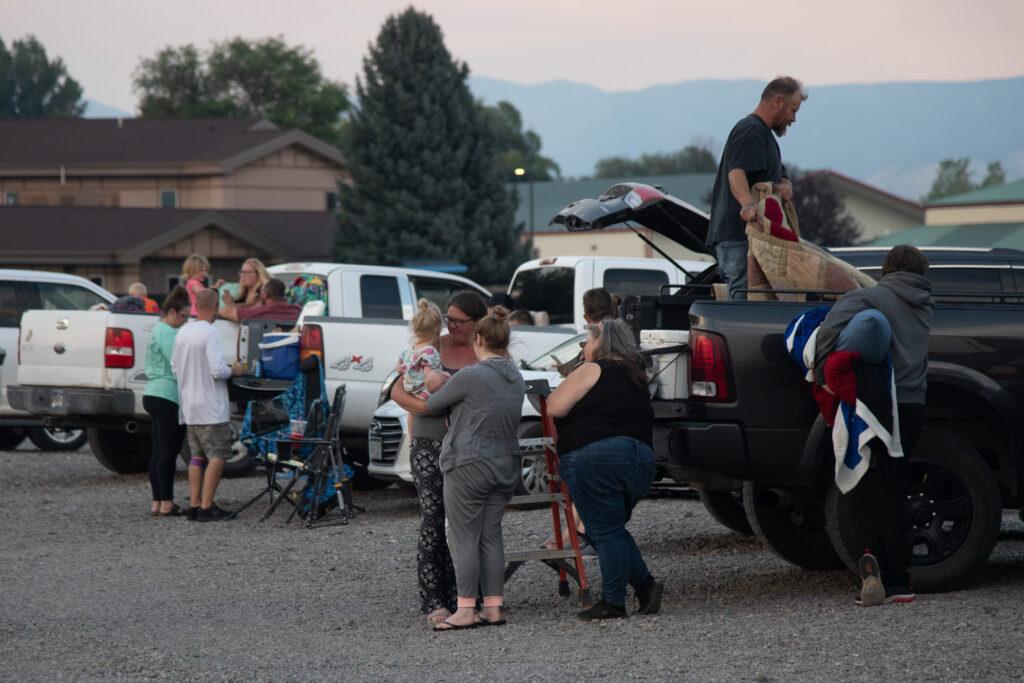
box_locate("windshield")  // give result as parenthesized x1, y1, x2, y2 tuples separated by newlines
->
(522, 333, 587, 371)
(509, 266, 574, 325)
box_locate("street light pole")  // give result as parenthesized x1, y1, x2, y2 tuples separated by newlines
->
(514, 166, 535, 238)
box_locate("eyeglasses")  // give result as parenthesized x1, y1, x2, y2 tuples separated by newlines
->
(443, 314, 474, 329)
(239, 269, 256, 276)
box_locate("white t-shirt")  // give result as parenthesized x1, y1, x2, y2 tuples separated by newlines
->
(171, 320, 232, 425)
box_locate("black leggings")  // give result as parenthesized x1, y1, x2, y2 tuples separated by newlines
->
(143, 395, 186, 501)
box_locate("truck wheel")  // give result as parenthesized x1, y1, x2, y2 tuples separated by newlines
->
(28, 427, 88, 451)
(697, 486, 753, 536)
(87, 427, 150, 474)
(0, 427, 27, 450)
(742, 481, 844, 569)
(824, 428, 1002, 591)
(177, 423, 255, 478)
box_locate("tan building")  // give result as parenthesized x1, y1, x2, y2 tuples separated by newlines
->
(807, 170, 924, 242)
(0, 118, 347, 212)
(0, 118, 346, 295)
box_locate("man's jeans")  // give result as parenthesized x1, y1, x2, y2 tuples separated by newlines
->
(715, 240, 748, 301)
(559, 436, 656, 605)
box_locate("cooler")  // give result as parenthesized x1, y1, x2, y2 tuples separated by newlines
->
(639, 329, 690, 400)
(258, 333, 300, 379)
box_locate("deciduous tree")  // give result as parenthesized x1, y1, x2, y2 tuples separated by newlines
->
(0, 35, 84, 118)
(593, 145, 716, 179)
(791, 170, 863, 247)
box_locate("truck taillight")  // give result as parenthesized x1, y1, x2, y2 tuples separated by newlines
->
(104, 327, 134, 368)
(300, 324, 323, 362)
(690, 330, 733, 402)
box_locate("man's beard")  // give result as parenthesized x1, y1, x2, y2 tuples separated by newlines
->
(772, 122, 789, 136)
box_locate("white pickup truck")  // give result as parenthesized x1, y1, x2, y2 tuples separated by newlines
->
(508, 255, 709, 331)
(7, 262, 506, 480)
(0, 269, 114, 451)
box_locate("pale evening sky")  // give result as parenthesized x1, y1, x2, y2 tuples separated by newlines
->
(2, 0, 1023, 112)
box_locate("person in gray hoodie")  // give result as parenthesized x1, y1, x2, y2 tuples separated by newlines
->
(406, 308, 525, 631)
(814, 244, 934, 606)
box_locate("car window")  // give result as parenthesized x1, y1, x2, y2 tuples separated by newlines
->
(360, 275, 403, 319)
(602, 268, 669, 297)
(524, 333, 587, 370)
(860, 266, 1010, 303)
(410, 277, 475, 313)
(35, 283, 107, 311)
(0, 282, 19, 327)
(510, 266, 575, 326)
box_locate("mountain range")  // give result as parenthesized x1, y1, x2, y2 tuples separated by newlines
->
(468, 76, 1024, 201)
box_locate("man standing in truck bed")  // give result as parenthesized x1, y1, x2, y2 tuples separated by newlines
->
(707, 76, 807, 300)
(815, 245, 934, 605)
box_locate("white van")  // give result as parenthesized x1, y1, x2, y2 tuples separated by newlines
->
(508, 255, 710, 331)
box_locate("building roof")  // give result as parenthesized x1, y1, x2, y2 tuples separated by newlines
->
(926, 178, 1024, 207)
(807, 169, 924, 218)
(512, 173, 715, 234)
(866, 222, 1024, 250)
(0, 117, 346, 176)
(0, 205, 336, 263)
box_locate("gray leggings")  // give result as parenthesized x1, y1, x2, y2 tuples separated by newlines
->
(443, 460, 516, 598)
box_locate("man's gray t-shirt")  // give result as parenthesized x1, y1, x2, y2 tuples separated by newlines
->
(706, 114, 785, 246)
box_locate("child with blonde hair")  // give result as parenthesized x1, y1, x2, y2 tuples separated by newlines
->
(181, 254, 223, 315)
(398, 299, 449, 402)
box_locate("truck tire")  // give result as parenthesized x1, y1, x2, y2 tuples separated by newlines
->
(177, 423, 255, 478)
(515, 421, 549, 502)
(0, 427, 27, 450)
(87, 427, 150, 474)
(742, 481, 844, 569)
(697, 486, 753, 536)
(824, 428, 1002, 591)
(350, 462, 391, 491)
(28, 427, 88, 451)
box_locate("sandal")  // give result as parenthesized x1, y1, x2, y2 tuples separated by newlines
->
(425, 608, 450, 626)
(154, 504, 183, 517)
(432, 618, 480, 632)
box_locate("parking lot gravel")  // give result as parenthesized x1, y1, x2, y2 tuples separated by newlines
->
(1, 447, 1022, 681)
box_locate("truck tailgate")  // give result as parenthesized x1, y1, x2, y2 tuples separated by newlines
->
(17, 310, 144, 389)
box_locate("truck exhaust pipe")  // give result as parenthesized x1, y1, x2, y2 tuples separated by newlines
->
(124, 420, 140, 434)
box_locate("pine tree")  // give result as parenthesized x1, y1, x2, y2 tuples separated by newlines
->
(333, 8, 527, 284)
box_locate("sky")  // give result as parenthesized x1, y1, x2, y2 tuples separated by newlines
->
(3, 0, 1024, 112)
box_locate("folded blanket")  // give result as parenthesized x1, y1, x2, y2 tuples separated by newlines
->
(785, 307, 903, 492)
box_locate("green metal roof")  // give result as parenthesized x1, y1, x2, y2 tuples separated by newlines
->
(510, 173, 715, 233)
(927, 178, 1024, 207)
(867, 222, 1024, 249)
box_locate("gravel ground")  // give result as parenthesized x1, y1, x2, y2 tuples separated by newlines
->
(1, 448, 1022, 682)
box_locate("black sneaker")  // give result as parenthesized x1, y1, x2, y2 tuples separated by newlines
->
(857, 552, 884, 607)
(636, 581, 665, 615)
(577, 599, 628, 621)
(195, 504, 231, 523)
(187, 506, 199, 522)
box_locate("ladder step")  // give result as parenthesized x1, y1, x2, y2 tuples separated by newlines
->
(505, 548, 579, 562)
(518, 437, 555, 450)
(509, 492, 564, 505)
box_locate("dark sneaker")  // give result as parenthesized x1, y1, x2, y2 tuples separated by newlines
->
(884, 587, 916, 604)
(636, 581, 665, 615)
(857, 552, 884, 607)
(187, 506, 199, 522)
(195, 504, 231, 523)
(578, 599, 628, 621)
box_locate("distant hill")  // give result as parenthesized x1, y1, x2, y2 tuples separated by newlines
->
(469, 76, 1024, 201)
(83, 100, 132, 118)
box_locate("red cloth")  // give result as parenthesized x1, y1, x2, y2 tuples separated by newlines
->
(812, 350, 861, 426)
(763, 196, 798, 242)
(237, 300, 302, 323)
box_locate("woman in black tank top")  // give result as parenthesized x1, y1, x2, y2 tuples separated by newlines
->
(547, 319, 662, 620)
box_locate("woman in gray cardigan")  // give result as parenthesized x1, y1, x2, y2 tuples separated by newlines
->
(405, 308, 525, 631)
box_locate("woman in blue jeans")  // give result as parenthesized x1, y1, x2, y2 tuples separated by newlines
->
(547, 319, 663, 620)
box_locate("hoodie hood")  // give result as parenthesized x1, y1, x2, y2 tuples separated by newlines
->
(878, 271, 933, 308)
(485, 356, 522, 383)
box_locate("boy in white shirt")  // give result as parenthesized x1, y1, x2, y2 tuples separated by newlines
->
(171, 288, 242, 521)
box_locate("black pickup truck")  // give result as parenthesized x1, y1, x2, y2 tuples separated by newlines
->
(553, 183, 1024, 590)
